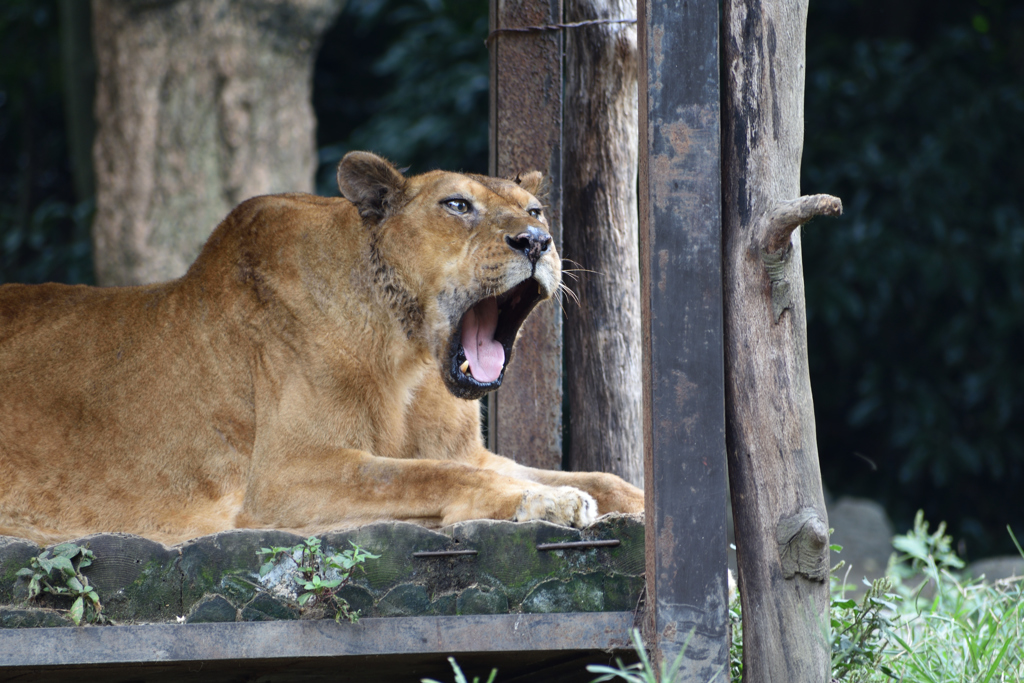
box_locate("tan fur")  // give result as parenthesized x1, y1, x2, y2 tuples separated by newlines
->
(0, 152, 643, 546)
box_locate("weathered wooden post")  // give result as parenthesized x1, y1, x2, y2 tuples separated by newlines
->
(562, 0, 644, 488)
(638, 0, 731, 678)
(487, 0, 564, 471)
(722, 1, 842, 680)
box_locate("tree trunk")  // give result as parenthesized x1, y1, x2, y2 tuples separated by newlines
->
(722, 2, 842, 681)
(562, 0, 643, 487)
(91, 0, 343, 287)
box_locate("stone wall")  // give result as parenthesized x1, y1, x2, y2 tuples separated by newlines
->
(0, 514, 644, 628)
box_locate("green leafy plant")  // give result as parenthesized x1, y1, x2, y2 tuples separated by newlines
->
(830, 576, 900, 682)
(826, 514, 1024, 682)
(422, 656, 498, 683)
(256, 536, 378, 623)
(728, 588, 743, 683)
(17, 542, 105, 626)
(890, 510, 965, 590)
(586, 628, 725, 683)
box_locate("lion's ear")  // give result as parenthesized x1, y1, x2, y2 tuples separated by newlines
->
(514, 171, 543, 196)
(337, 152, 408, 222)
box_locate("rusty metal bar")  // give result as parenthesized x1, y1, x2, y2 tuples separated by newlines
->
(411, 550, 480, 558)
(536, 540, 621, 551)
(487, 0, 564, 470)
(638, 0, 730, 678)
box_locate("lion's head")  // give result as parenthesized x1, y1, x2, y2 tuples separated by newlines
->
(337, 152, 560, 401)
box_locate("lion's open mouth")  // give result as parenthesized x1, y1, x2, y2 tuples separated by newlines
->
(444, 278, 543, 399)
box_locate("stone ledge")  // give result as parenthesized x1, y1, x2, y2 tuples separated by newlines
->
(0, 514, 644, 627)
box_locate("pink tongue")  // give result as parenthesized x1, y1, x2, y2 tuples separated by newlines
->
(461, 297, 505, 383)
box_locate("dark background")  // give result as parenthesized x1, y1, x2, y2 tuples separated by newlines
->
(2, 0, 1021, 558)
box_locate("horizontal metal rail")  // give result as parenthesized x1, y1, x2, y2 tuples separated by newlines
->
(411, 550, 480, 558)
(536, 540, 621, 551)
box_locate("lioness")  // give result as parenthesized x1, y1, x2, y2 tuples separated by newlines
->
(0, 152, 643, 546)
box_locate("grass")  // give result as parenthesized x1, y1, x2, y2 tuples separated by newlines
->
(831, 514, 1024, 683)
(430, 513, 1023, 683)
(596, 512, 1024, 683)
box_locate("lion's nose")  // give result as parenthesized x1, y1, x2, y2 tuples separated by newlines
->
(505, 226, 552, 265)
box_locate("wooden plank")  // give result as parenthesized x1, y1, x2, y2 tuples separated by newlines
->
(0, 613, 636, 682)
(487, 0, 564, 470)
(637, 0, 731, 678)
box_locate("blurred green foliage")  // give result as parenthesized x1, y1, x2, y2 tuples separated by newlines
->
(2, 0, 1023, 557)
(313, 0, 489, 194)
(803, 0, 1024, 556)
(0, 0, 93, 285)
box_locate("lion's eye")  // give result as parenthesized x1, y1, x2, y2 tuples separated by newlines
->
(528, 208, 543, 219)
(444, 199, 471, 214)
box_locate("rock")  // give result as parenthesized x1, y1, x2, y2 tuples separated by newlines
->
(456, 587, 508, 615)
(446, 519, 580, 604)
(0, 607, 73, 629)
(186, 595, 237, 623)
(240, 592, 298, 621)
(522, 575, 605, 613)
(0, 515, 647, 625)
(0, 537, 41, 604)
(967, 556, 1024, 583)
(430, 592, 458, 615)
(73, 533, 181, 624)
(333, 584, 374, 618)
(377, 583, 430, 617)
(322, 522, 451, 592)
(827, 497, 894, 588)
(179, 529, 302, 616)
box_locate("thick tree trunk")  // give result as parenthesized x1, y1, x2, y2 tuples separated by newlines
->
(91, 0, 343, 287)
(562, 0, 642, 487)
(722, 2, 841, 681)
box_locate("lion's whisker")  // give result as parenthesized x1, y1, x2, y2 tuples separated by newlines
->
(558, 282, 581, 308)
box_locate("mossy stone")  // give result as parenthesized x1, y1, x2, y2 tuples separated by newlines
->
(584, 513, 645, 577)
(240, 592, 298, 621)
(456, 587, 509, 615)
(179, 529, 303, 613)
(377, 583, 430, 616)
(445, 520, 581, 605)
(430, 592, 458, 615)
(322, 523, 450, 592)
(186, 594, 237, 623)
(0, 537, 41, 605)
(334, 583, 374, 618)
(68, 533, 182, 624)
(522, 574, 612, 613)
(0, 607, 73, 628)
(218, 572, 259, 606)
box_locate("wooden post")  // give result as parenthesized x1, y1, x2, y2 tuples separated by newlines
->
(721, 1, 842, 680)
(562, 0, 644, 488)
(638, 0, 730, 678)
(487, 0, 564, 470)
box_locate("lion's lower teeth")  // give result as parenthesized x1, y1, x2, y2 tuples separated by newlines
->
(460, 360, 471, 375)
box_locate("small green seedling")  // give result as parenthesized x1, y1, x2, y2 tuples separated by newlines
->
(17, 542, 105, 626)
(422, 656, 498, 683)
(256, 536, 378, 622)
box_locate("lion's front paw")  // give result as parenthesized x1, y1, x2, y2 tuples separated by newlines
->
(513, 486, 597, 528)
